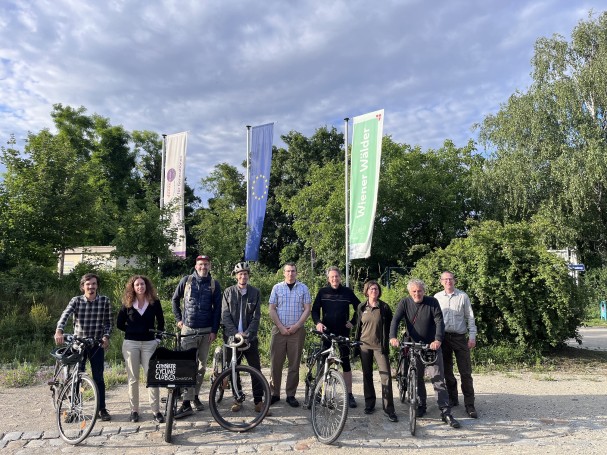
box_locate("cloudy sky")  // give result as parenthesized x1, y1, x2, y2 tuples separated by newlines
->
(1, 0, 605, 200)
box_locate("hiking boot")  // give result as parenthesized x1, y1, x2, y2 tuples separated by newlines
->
(466, 404, 478, 418)
(387, 412, 398, 422)
(99, 409, 111, 421)
(193, 397, 205, 411)
(255, 401, 272, 416)
(153, 412, 165, 424)
(348, 393, 357, 408)
(174, 403, 193, 419)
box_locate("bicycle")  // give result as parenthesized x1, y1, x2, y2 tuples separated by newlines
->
(208, 334, 271, 432)
(147, 330, 199, 443)
(396, 339, 437, 436)
(302, 340, 324, 410)
(49, 335, 101, 445)
(306, 329, 361, 445)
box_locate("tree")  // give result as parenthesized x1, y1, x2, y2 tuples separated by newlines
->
(402, 220, 584, 350)
(476, 11, 607, 266)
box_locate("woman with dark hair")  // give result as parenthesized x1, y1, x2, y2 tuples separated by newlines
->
(117, 275, 165, 423)
(354, 280, 397, 422)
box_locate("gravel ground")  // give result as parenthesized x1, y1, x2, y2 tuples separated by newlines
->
(1, 363, 606, 454)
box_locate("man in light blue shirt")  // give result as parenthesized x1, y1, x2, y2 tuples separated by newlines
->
(434, 271, 478, 418)
(268, 262, 311, 407)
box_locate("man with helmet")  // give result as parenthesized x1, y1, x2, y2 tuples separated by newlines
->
(221, 261, 266, 413)
(172, 254, 222, 418)
(389, 278, 461, 428)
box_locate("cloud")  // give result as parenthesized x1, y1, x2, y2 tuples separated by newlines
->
(0, 0, 604, 197)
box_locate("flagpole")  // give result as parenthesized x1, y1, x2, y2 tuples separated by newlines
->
(344, 118, 350, 287)
(245, 125, 251, 261)
(159, 134, 167, 272)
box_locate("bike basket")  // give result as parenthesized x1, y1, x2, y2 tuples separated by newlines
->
(51, 346, 82, 365)
(147, 347, 198, 387)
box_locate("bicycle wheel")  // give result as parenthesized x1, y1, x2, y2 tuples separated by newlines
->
(56, 374, 99, 445)
(407, 367, 418, 436)
(304, 356, 322, 410)
(209, 365, 271, 432)
(49, 362, 67, 410)
(164, 388, 179, 443)
(396, 354, 407, 404)
(311, 369, 348, 444)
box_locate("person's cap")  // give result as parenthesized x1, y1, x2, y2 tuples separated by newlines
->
(196, 255, 211, 262)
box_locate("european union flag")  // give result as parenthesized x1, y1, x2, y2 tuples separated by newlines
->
(245, 123, 273, 261)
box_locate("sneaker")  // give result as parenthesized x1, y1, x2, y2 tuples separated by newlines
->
(270, 395, 280, 405)
(387, 412, 398, 422)
(193, 397, 205, 411)
(466, 404, 478, 418)
(231, 401, 242, 412)
(129, 411, 139, 422)
(286, 396, 300, 407)
(449, 397, 459, 407)
(348, 393, 357, 408)
(174, 403, 193, 419)
(153, 412, 165, 424)
(364, 407, 375, 415)
(99, 408, 111, 421)
(442, 413, 461, 428)
(416, 406, 426, 418)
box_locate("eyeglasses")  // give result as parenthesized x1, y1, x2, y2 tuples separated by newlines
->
(441, 278, 454, 282)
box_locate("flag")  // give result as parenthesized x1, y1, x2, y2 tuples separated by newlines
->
(163, 132, 187, 258)
(245, 123, 274, 261)
(349, 110, 384, 259)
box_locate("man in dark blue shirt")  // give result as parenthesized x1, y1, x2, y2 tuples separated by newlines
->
(389, 278, 460, 428)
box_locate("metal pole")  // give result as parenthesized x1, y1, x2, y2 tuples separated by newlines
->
(160, 134, 167, 209)
(344, 118, 350, 287)
(245, 126, 251, 261)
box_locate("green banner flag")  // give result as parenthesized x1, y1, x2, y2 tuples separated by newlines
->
(349, 109, 384, 259)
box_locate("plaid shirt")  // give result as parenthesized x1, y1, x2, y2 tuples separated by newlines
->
(268, 281, 311, 326)
(56, 294, 113, 340)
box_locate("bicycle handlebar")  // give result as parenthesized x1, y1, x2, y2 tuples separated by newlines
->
(226, 333, 246, 348)
(310, 329, 362, 347)
(399, 340, 431, 350)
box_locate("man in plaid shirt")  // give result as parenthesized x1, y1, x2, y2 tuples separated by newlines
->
(54, 272, 113, 421)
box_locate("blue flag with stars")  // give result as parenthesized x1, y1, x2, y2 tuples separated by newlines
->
(245, 123, 274, 261)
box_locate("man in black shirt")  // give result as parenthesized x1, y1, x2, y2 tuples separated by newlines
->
(312, 266, 360, 408)
(389, 278, 460, 428)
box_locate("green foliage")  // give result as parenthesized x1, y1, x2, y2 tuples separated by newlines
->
(0, 362, 39, 387)
(398, 220, 585, 350)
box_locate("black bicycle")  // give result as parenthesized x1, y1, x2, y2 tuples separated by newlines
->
(148, 330, 198, 443)
(305, 330, 361, 444)
(396, 339, 437, 435)
(208, 334, 271, 432)
(49, 335, 101, 444)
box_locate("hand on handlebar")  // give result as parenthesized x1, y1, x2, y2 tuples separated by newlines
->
(389, 338, 399, 347)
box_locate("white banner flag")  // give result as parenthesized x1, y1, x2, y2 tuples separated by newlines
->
(163, 132, 187, 257)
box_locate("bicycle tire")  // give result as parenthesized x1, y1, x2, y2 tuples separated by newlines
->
(311, 369, 348, 444)
(304, 356, 322, 410)
(407, 367, 417, 436)
(50, 361, 67, 410)
(56, 373, 99, 445)
(164, 388, 179, 443)
(396, 354, 407, 404)
(209, 365, 271, 432)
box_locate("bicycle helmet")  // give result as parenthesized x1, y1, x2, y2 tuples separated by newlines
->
(232, 261, 251, 275)
(51, 346, 81, 365)
(420, 349, 438, 366)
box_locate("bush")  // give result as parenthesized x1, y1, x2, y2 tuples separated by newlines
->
(397, 220, 585, 351)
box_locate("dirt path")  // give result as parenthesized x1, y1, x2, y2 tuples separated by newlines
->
(1, 365, 607, 454)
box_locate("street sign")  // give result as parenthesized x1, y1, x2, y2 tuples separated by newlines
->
(568, 264, 585, 271)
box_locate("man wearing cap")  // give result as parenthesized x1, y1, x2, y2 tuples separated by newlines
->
(268, 262, 311, 407)
(221, 262, 267, 413)
(172, 255, 222, 418)
(434, 271, 478, 418)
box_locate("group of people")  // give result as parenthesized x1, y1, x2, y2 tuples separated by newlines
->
(53, 255, 477, 431)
